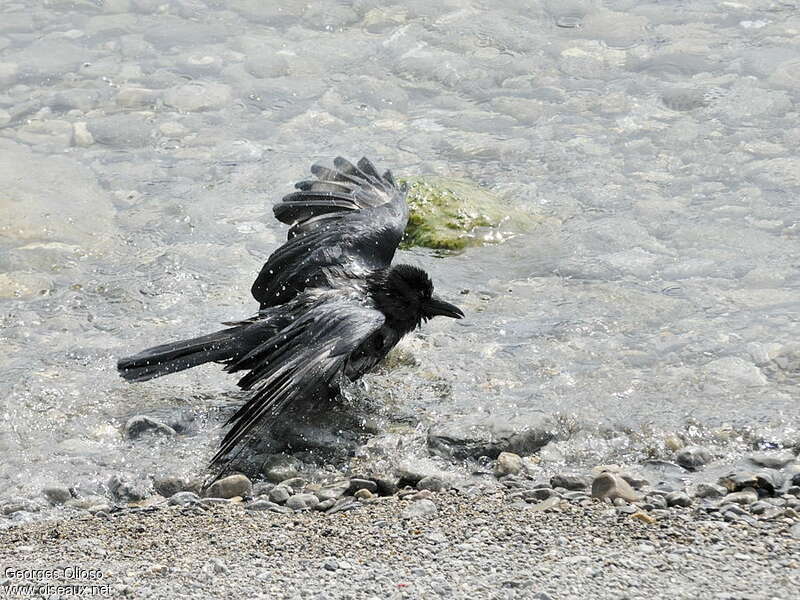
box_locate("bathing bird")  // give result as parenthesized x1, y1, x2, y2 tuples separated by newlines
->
(117, 157, 464, 466)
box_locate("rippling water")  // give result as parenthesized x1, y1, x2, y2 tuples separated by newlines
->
(1, 0, 799, 507)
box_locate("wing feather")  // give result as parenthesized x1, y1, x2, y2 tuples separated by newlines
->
(210, 295, 385, 465)
(251, 156, 408, 308)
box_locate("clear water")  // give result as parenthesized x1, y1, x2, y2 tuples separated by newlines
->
(1, 0, 799, 506)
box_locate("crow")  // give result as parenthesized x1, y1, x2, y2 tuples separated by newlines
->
(117, 157, 464, 467)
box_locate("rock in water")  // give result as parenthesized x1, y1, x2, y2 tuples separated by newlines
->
(42, 486, 71, 505)
(495, 452, 524, 476)
(591, 473, 641, 502)
(125, 416, 176, 439)
(400, 176, 542, 250)
(108, 474, 152, 502)
(204, 474, 251, 499)
(675, 446, 712, 470)
(315, 480, 351, 502)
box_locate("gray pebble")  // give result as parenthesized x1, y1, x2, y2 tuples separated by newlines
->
(347, 478, 378, 495)
(401, 499, 437, 519)
(789, 523, 800, 539)
(644, 494, 668, 510)
(154, 476, 196, 498)
(666, 491, 692, 508)
(278, 477, 307, 492)
(550, 473, 591, 491)
(42, 486, 72, 505)
(204, 474, 251, 500)
(108, 474, 152, 502)
(252, 482, 275, 497)
(285, 493, 319, 511)
(675, 446, 712, 470)
(168, 492, 199, 506)
(749, 452, 796, 469)
(124, 415, 176, 439)
(314, 499, 336, 511)
(246, 500, 282, 512)
(268, 485, 293, 504)
(323, 558, 338, 571)
(417, 475, 446, 492)
(694, 482, 727, 499)
(591, 473, 640, 502)
(315, 480, 350, 502)
(725, 487, 759, 505)
(261, 454, 301, 483)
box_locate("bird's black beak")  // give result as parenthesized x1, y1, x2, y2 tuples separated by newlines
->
(423, 296, 464, 320)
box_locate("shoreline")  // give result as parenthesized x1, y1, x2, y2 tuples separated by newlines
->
(2, 489, 799, 599)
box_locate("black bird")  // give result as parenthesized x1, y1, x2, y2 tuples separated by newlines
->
(117, 157, 464, 466)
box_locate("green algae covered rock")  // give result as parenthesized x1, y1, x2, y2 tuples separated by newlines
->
(400, 176, 526, 251)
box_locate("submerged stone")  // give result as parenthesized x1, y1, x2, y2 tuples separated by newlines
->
(399, 177, 535, 251)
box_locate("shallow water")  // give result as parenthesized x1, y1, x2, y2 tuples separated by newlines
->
(1, 0, 799, 508)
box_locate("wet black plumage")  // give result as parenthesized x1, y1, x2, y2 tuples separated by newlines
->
(117, 157, 464, 465)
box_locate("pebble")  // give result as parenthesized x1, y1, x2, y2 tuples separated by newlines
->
(314, 499, 336, 511)
(525, 488, 557, 501)
(252, 482, 275, 497)
(417, 475, 446, 492)
(347, 479, 378, 495)
(116, 86, 160, 108)
(665, 491, 692, 508)
(108, 474, 151, 502)
(268, 485, 292, 505)
(790, 523, 800, 539)
(694, 483, 727, 499)
(72, 121, 94, 146)
(528, 496, 562, 512)
(315, 480, 350, 502)
(204, 475, 251, 500)
(278, 477, 307, 492)
(154, 476, 197, 498)
(591, 473, 640, 502)
(375, 477, 399, 496)
(551, 473, 591, 491)
(401, 499, 437, 519)
(724, 487, 759, 505)
(354, 489, 374, 500)
(124, 416, 176, 439)
(285, 493, 319, 511)
(644, 494, 668, 510)
(163, 82, 232, 112)
(749, 452, 796, 469)
(323, 558, 339, 571)
(262, 454, 301, 483)
(675, 446, 712, 470)
(495, 451, 523, 476)
(42, 486, 72, 505)
(168, 492, 200, 507)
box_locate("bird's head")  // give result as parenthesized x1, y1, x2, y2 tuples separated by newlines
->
(374, 264, 464, 330)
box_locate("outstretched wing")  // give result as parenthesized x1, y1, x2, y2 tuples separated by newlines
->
(251, 156, 408, 309)
(210, 293, 385, 465)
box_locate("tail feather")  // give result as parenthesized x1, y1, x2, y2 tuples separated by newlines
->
(117, 326, 245, 383)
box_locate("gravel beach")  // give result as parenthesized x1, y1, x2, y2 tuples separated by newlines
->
(2, 490, 799, 600)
